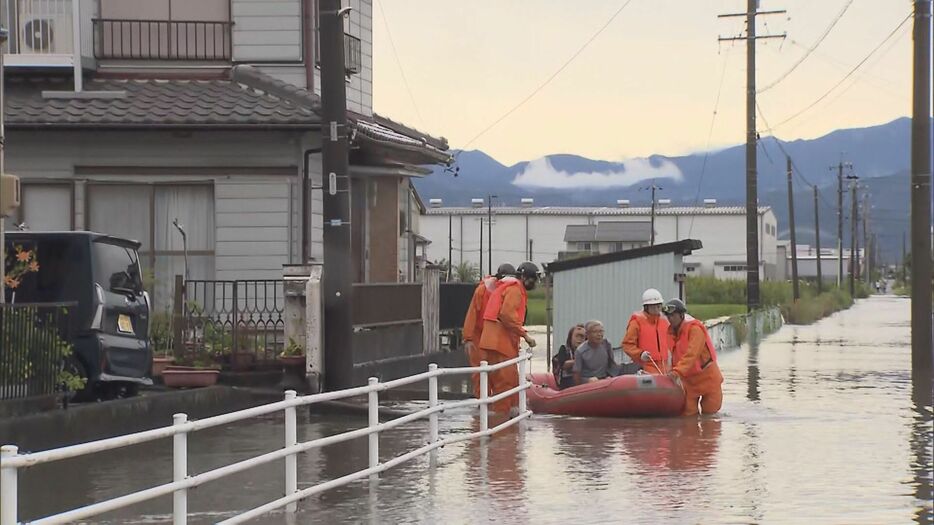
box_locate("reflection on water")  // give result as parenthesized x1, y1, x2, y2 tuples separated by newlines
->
(14, 296, 934, 524)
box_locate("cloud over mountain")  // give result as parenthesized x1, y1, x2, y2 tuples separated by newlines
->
(511, 156, 684, 189)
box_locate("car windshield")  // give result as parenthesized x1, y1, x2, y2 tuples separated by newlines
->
(92, 241, 143, 294)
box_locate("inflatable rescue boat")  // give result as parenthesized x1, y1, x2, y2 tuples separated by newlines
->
(527, 372, 685, 418)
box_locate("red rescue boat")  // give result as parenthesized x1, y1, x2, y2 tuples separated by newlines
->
(527, 372, 685, 418)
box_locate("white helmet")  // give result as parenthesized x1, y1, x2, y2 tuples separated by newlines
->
(642, 288, 664, 306)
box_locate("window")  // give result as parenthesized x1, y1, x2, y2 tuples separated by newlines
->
(87, 183, 215, 309)
(685, 266, 696, 273)
(7, 183, 73, 231)
(723, 265, 748, 272)
(577, 242, 592, 251)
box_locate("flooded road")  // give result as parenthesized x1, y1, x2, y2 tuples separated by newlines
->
(17, 295, 933, 524)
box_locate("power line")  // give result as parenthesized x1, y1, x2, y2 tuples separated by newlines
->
(762, 12, 913, 132)
(756, 101, 839, 211)
(758, 0, 854, 94)
(687, 48, 733, 239)
(454, 0, 635, 158)
(375, 0, 425, 127)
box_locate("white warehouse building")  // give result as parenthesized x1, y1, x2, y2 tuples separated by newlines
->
(419, 199, 780, 280)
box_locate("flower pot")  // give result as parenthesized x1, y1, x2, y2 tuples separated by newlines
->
(230, 351, 255, 371)
(151, 356, 175, 377)
(278, 355, 306, 368)
(162, 367, 220, 388)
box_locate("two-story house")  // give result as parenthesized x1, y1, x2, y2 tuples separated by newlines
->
(1, 0, 450, 308)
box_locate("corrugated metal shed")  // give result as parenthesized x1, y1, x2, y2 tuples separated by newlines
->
(424, 206, 771, 216)
(545, 239, 702, 350)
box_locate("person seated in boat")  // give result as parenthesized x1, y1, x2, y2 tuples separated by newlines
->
(552, 324, 586, 389)
(621, 288, 672, 375)
(573, 320, 620, 385)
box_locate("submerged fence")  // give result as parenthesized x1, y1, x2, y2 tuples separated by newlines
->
(0, 351, 534, 524)
(0, 302, 73, 401)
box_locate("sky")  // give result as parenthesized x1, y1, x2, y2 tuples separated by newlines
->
(371, 0, 918, 166)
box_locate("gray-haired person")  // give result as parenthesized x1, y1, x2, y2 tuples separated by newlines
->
(573, 320, 619, 385)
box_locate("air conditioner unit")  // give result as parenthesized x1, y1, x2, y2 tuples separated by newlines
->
(18, 0, 74, 54)
(1, 174, 22, 218)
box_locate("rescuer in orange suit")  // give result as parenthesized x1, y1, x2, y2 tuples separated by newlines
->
(621, 288, 672, 375)
(478, 261, 539, 415)
(462, 263, 515, 398)
(663, 298, 723, 416)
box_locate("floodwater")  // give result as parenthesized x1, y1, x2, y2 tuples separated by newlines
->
(15, 295, 933, 524)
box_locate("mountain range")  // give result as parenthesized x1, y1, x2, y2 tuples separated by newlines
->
(414, 117, 931, 263)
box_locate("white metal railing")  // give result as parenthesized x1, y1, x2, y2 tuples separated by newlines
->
(0, 350, 533, 525)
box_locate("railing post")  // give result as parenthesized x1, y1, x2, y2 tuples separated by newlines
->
(479, 361, 489, 433)
(173, 413, 188, 525)
(518, 351, 528, 415)
(284, 390, 298, 513)
(368, 377, 379, 479)
(1, 445, 18, 525)
(428, 364, 439, 444)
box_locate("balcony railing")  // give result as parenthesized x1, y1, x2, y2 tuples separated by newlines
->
(93, 18, 232, 61)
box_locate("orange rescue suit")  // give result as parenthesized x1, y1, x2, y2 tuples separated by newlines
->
(622, 310, 671, 374)
(462, 276, 498, 397)
(670, 315, 723, 416)
(478, 278, 528, 413)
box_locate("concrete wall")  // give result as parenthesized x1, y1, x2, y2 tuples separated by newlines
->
(551, 251, 682, 355)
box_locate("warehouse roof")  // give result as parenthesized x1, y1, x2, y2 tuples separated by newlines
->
(424, 206, 771, 216)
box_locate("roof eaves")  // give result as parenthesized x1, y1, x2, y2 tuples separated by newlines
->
(545, 239, 703, 273)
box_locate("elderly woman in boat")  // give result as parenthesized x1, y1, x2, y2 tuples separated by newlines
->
(572, 320, 620, 385)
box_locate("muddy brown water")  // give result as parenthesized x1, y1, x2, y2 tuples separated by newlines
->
(15, 295, 933, 524)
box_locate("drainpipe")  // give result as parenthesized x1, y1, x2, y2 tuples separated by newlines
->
(303, 0, 316, 93)
(303, 147, 324, 262)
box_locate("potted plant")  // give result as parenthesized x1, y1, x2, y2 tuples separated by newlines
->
(149, 311, 175, 377)
(162, 351, 221, 388)
(278, 337, 305, 368)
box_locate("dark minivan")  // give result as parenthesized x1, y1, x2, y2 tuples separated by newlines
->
(4, 231, 152, 398)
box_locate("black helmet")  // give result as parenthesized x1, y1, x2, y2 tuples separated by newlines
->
(516, 262, 540, 280)
(495, 263, 515, 278)
(662, 298, 687, 315)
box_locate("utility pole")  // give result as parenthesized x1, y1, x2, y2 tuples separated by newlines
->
(640, 181, 662, 245)
(478, 217, 483, 278)
(814, 185, 823, 292)
(849, 180, 858, 298)
(910, 0, 932, 372)
(863, 192, 872, 284)
(832, 162, 850, 289)
(786, 156, 799, 301)
(719, 2, 786, 312)
(487, 194, 497, 274)
(902, 231, 907, 284)
(445, 213, 454, 282)
(0, 29, 7, 305)
(320, 0, 353, 390)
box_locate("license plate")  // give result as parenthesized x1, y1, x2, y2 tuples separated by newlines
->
(117, 314, 134, 335)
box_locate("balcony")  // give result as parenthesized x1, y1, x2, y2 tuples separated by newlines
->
(1, 0, 93, 67)
(93, 18, 231, 61)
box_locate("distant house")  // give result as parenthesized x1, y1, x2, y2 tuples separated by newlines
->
(2, 0, 451, 309)
(562, 221, 651, 258)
